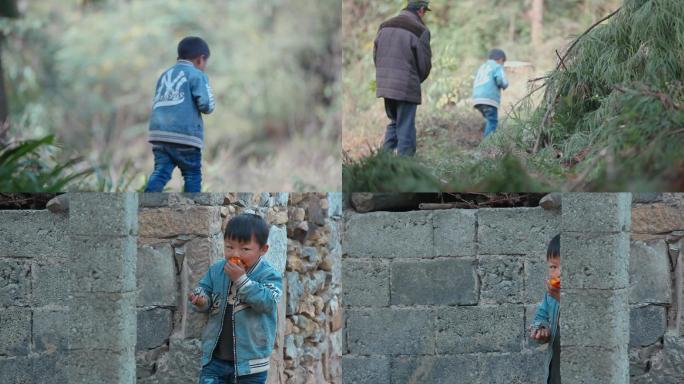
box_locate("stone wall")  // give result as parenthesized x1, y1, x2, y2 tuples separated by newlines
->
(283, 193, 343, 384)
(342, 206, 561, 384)
(628, 193, 684, 383)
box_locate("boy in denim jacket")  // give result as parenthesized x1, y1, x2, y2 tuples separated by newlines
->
(145, 36, 215, 192)
(472, 49, 508, 138)
(529, 234, 561, 384)
(188, 213, 282, 384)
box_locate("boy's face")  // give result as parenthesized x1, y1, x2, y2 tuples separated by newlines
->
(496, 58, 506, 65)
(547, 257, 560, 279)
(224, 235, 269, 268)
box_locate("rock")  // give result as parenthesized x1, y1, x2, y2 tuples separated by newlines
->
(137, 308, 173, 351)
(137, 244, 176, 307)
(46, 194, 69, 213)
(632, 203, 684, 234)
(286, 272, 304, 315)
(539, 193, 562, 210)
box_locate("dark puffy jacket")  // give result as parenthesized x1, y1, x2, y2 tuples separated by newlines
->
(374, 10, 432, 104)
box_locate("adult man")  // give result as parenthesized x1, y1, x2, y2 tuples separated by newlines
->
(374, 0, 432, 157)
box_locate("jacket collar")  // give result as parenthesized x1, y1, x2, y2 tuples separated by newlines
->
(176, 59, 194, 67)
(400, 10, 425, 26)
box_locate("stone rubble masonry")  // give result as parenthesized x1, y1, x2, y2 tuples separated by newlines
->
(343, 206, 560, 384)
(561, 193, 631, 384)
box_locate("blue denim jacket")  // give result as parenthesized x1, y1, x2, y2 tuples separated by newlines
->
(532, 292, 560, 382)
(148, 60, 215, 149)
(192, 257, 282, 376)
(472, 59, 509, 108)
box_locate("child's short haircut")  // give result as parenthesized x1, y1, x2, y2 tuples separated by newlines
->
(177, 36, 210, 60)
(224, 213, 270, 247)
(488, 48, 507, 61)
(547, 234, 560, 260)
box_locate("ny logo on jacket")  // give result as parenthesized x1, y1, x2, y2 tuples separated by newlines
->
(148, 60, 215, 149)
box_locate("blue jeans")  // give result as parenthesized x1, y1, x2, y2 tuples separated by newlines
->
(475, 104, 499, 137)
(199, 358, 268, 384)
(383, 98, 418, 156)
(145, 142, 202, 192)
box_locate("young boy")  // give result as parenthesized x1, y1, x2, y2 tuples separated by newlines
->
(145, 36, 215, 193)
(529, 234, 561, 384)
(188, 213, 282, 384)
(472, 48, 509, 138)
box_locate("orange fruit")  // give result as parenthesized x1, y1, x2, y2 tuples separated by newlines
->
(229, 257, 245, 267)
(549, 277, 561, 289)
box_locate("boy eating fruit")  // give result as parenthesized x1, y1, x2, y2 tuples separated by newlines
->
(188, 213, 282, 384)
(529, 234, 561, 384)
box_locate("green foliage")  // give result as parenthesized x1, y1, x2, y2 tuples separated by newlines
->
(342, 150, 443, 192)
(0, 135, 93, 191)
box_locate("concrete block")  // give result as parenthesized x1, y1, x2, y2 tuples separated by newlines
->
(182, 193, 225, 206)
(67, 347, 136, 384)
(137, 308, 173, 351)
(562, 232, 630, 290)
(630, 240, 671, 305)
(327, 192, 342, 218)
(478, 351, 547, 384)
(183, 236, 222, 289)
(524, 259, 548, 304)
(435, 305, 523, 354)
(137, 243, 176, 307)
(31, 261, 70, 307)
(478, 208, 559, 255)
(0, 356, 32, 384)
(479, 256, 524, 304)
(630, 305, 667, 347)
(0, 259, 30, 307)
(69, 193, 138, 236)
(0, 308, 31, 355)
(346, 308, 434, 355)
(342, 355, 389, 384)
(562, 345, 629, 384)
(33, 308, 69, 352)
(147, 336, 202, 383)
(391, 258, 478, 305)
(563, 193, 631, 233)
(342, 259, 389, 307)
(344, 211, 433, 258)
(138, 206, 221, 238)
(560, 288, 629, 349)
(0, 210, 68, 259)
(69, 292, 136, 351)
(390, 355, 479, 384)
(432, 209, 477, 257)
(32, 354, 68, 384)
(70, 235, 137, 293)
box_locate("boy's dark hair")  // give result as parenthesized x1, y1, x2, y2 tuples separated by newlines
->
(177, 36, 210, 60)
(547, 234, 560, 260)
(224, 213, 270, 247)
(488, 48, 507, 61)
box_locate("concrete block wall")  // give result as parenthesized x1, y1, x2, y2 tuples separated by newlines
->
(0, 193, 139, 384)
(342, 207, 560, 384)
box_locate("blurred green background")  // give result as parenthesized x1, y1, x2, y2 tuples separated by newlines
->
(0, 0, 341, 191)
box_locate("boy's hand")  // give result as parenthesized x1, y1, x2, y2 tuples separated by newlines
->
(528, 325, 550, 342)
(547, 280, 561, 302)
(188, 292, 206, 307)
(224, 260, 246, 281)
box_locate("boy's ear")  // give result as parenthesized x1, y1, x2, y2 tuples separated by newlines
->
(260, 244, 270, 256)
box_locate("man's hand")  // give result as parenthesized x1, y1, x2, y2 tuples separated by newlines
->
(547, 279, 561, 302)
(224, 259, 246, 282)
(528, 325, 550, 342)
(188, 291, 206, 307)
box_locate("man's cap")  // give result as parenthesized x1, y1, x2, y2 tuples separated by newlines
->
(408, 0, 431, 11)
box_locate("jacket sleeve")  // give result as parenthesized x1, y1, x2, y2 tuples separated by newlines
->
(235, 269, 283, 314)
(416, 29, 432, 82)
(190, 268, 214, 313)
(532, 294, 552, 344)
(495, 66, 509, 90)
(190, 72, 215, 114)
